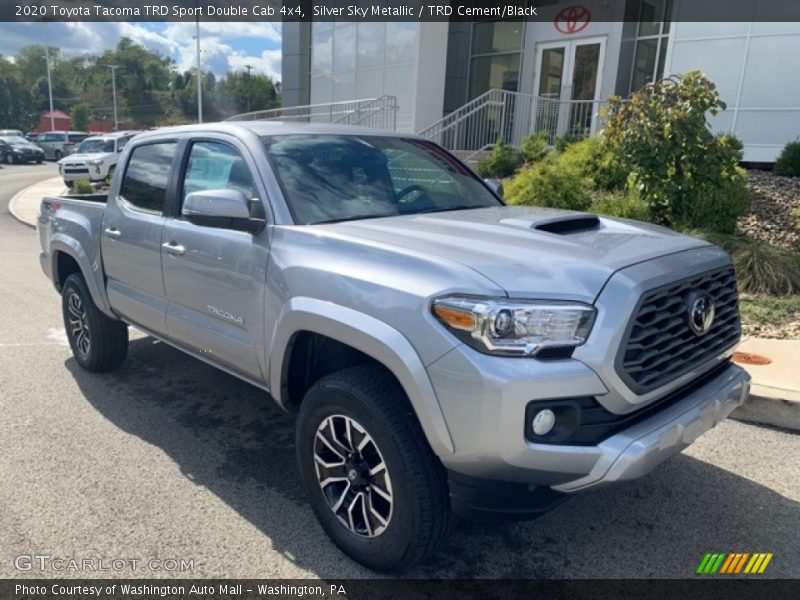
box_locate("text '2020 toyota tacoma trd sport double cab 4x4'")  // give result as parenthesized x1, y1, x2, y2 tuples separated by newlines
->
(38, 122, 750, 571)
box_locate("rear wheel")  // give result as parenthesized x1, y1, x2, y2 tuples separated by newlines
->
(62, 273, 128, 372)
(296, 365, 449, 572)
(6, 153, 15, 165)
(54, 150, 63, 161)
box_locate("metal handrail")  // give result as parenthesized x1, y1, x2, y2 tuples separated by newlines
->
(417, 88, 607, 157)
(226, 96, 398, 131)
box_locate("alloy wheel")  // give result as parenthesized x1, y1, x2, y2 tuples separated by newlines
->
(67, 292, 90, 357)
(314, 414, 393, 537)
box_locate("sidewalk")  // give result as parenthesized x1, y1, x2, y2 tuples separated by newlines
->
(8, 176, 66, 228)
(731, 337, 800, 431)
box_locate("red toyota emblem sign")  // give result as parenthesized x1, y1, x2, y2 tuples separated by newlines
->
(554, 5, 591, 34)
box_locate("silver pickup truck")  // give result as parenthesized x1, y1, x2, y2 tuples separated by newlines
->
(38, 122, 750, 571)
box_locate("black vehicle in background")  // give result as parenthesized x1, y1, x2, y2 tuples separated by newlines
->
(0, 135, 45, 164)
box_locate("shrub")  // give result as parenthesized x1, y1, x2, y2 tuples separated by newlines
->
(555, 133, 582, 153)
(692, 231, 800, 296)
(734, 243, 800, 296)
(603, 72, 748, 232)
(558, 136, 628, 191)
(670, 164, 749, 234)
(476, 138, 521, 178)
(775, 139, 800, 177)
(520, 131, 549, 165)
(71, 179, 95, 194)
(591, 190, 651, 221)
(505, 155, 592, 211)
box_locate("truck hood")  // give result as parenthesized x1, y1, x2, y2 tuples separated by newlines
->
(59, 152, 113, 163)
(326, 205, 710, 301)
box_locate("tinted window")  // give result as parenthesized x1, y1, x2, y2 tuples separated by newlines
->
(69, 134, 89, 143)
(263, 135, 501, 225)
(120, 142, 177, 213)
(181, 142, 255, 203)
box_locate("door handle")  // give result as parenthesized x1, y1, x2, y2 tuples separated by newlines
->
(162, 242, 186, 256)
(104, 227, 121, 239)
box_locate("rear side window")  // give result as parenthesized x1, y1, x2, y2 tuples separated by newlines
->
(69, 134, 88, 143)
(120, 142, 177, 213)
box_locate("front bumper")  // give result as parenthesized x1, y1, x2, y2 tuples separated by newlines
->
(428, 343, 750, 492)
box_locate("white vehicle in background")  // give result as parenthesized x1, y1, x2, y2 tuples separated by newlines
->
(58, 131, 140, 186)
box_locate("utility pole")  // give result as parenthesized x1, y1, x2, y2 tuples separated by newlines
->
(194, 8, 203, 123)
(245, 65, 253, 112)
(44, 23, 55, 130)
(101, 64, 120, 131)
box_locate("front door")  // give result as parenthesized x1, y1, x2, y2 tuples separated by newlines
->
(161, 137, 270, 382)
(533, 37, 606, 140)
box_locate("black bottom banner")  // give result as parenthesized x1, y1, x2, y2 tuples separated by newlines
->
(3, 579, 800, 600)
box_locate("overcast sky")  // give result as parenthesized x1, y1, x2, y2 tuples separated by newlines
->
(0, 21, 282, 81)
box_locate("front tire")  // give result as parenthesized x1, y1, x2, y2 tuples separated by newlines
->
(296, 365, 449, 572)
(62, 273, 128, 372)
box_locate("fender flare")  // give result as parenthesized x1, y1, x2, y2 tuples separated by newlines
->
(269, 297, 455, 456)
(49, 236, 114, 316)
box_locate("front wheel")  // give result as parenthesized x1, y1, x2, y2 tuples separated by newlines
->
(296, 365, 450, 572)
(62, 273, 128, 372)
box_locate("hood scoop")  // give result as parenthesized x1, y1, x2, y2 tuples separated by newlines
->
(501, 212, 601, 235)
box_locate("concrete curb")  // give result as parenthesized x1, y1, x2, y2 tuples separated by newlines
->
(731, 392, 800, 432)
(8, 176, 67, 229)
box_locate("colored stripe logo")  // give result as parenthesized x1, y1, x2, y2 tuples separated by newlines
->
(696, 552, 773, 574)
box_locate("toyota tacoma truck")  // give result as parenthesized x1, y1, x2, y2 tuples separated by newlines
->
(38, 122, 750, 571)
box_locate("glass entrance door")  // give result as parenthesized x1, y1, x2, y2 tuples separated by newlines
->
(533, 37, 606, 140)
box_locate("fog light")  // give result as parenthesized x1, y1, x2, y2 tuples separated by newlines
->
(532, 409, 556, 436)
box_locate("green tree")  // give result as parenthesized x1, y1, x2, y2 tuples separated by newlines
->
(70, 103, 91, 131)
(0, 56, 37, 129)
(602, 71, 747, 232)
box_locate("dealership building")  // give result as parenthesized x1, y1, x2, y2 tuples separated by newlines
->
(281, 0, 800, 162)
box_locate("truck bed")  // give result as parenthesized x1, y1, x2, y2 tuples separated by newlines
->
(38, 193, 113, 314)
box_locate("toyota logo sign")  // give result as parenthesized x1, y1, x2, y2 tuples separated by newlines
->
(554, 5, 592, 34)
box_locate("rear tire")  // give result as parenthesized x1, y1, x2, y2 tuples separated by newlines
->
(54, 150, 63, 160)
(6, 153, 15, 165)
(296, 365, 450, 572)
(62, 273, 128, 372)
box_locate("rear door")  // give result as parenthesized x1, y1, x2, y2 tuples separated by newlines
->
(101, 140, 179, 334)
(161, 136, 271, 381)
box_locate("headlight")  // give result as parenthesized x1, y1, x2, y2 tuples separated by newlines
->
(88, 159, 104, 166)
(432, 295, 596, 356)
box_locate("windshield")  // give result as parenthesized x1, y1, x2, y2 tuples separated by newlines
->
(1, 136, 28, 145)
(262, 135, 502, 225)
(77, 139, 114, 153)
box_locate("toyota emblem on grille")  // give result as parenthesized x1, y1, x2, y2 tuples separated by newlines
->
(688, 293, 715, 335)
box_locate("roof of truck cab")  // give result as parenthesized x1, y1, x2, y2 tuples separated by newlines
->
(133, 121, 420, 140)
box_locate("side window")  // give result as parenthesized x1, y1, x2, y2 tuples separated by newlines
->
(117, 136, 131, 152)
(119, 142, 177, 213)
(181, 141, 255, 203)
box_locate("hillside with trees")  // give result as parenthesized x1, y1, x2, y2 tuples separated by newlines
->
(0, 37, 280, 130)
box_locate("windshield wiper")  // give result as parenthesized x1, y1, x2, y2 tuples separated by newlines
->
(411, 205, 482, 215)
(309, 213, 398, 225)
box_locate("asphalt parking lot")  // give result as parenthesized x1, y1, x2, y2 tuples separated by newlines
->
(0, 162, 798, 579)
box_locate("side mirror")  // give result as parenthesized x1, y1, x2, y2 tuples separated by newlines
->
(484, 178, 503, 196)
(182, 189, 265, 233)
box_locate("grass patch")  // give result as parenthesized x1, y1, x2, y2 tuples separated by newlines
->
(739, 295, 800, 338)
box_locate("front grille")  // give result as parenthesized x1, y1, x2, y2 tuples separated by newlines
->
(617, 267, 740, 394)
(65, 168, 89, 174)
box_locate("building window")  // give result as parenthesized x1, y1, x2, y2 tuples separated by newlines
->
(625, 0, 673, 94)
(468, 21, 524, 99)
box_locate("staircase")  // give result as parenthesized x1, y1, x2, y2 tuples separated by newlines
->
(417, 89, 606, 161)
